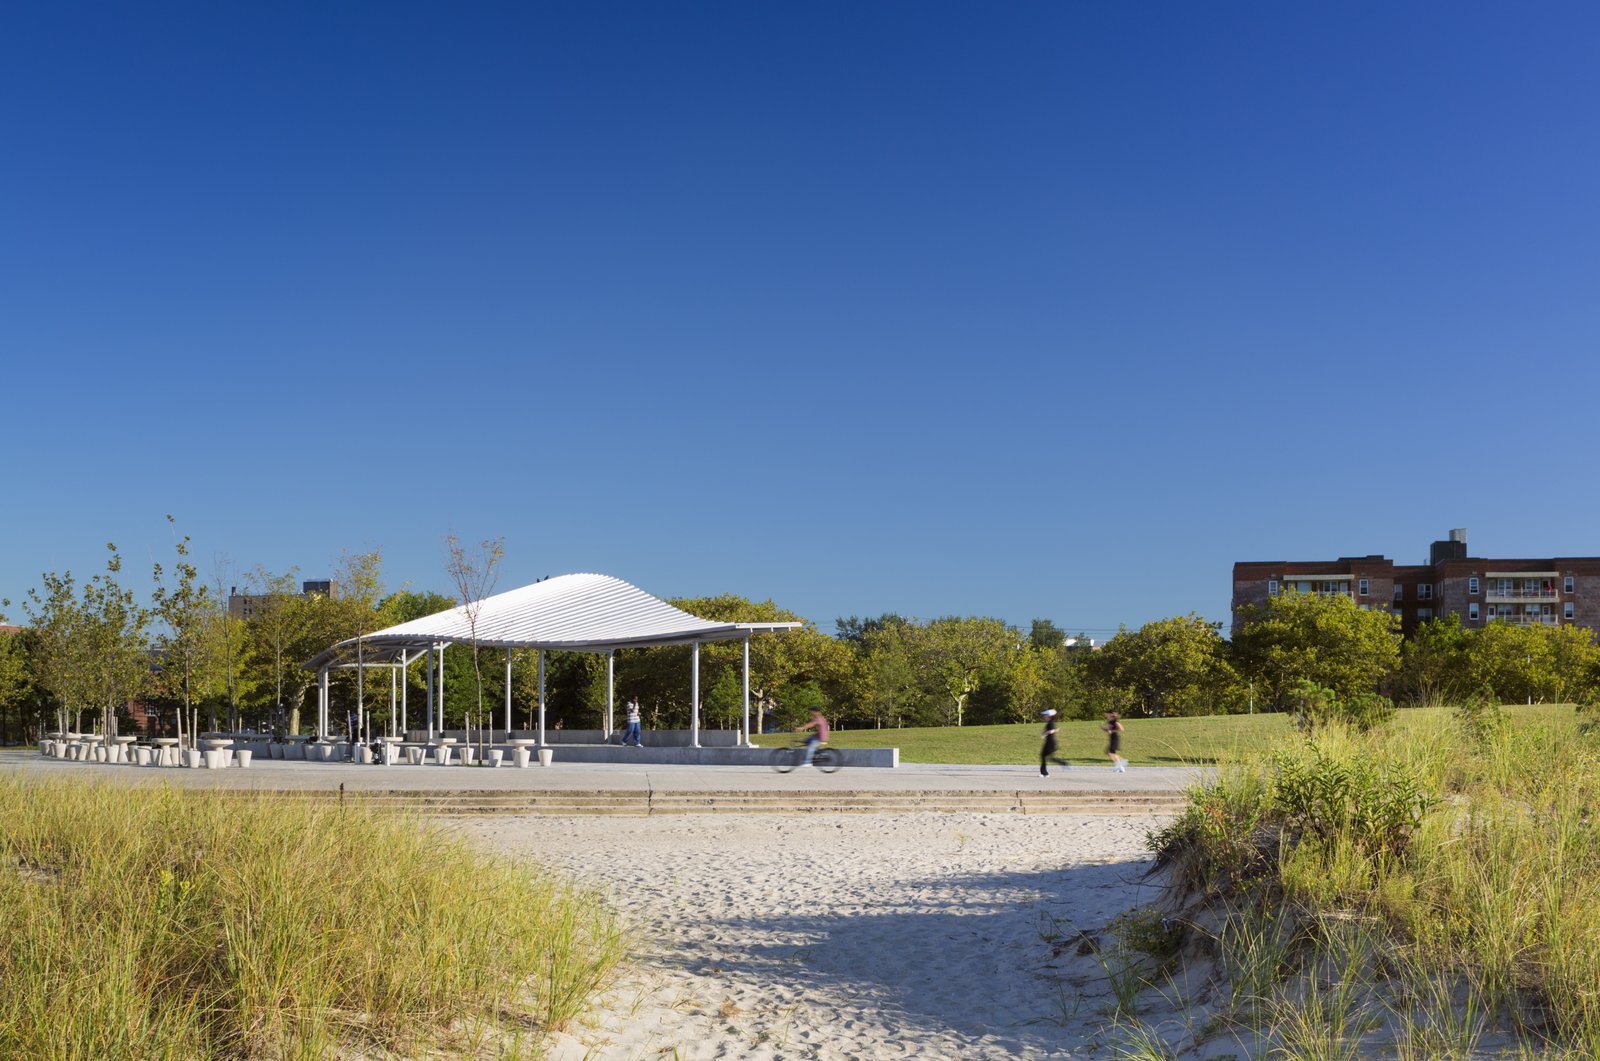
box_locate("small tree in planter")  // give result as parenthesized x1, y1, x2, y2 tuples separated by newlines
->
(445, 533, 503, 765)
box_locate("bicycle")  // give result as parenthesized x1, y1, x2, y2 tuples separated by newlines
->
(771, 739, 839, 773)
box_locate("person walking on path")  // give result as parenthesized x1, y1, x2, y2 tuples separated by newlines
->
(1039, 709, 1070, 776)
(623, 697, 643, 747)
(797, 708, 829, 767)
(1104, 710, 1126, 772)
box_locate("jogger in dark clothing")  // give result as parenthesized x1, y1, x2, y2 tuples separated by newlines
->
(1039, 709, 1069, 776)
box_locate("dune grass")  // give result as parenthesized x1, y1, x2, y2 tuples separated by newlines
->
(1150, 703, 1600, 1056)
(0, 776, 626, 1059)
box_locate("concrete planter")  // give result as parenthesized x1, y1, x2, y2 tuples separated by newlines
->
(538, 747, 554, 767)
(185, 749, 203, 769)
(236, 749, 252, 769)
(488, 749, 504, 767)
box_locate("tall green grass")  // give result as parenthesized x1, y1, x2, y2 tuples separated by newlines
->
(0, 777, 626, 1059)
(1152, 706, 1600, 1056)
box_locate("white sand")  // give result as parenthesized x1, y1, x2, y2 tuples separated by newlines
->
(462, 813, 1179, 1060)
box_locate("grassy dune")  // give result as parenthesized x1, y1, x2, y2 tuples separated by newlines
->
(0, 777, 625, 1059)
(1141, 703, 1600, 1057)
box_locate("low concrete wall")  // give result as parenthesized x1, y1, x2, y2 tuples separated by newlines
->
(394, 732, 897, 768)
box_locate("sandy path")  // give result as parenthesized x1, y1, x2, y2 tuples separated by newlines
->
(462, 813, 1176, 1060)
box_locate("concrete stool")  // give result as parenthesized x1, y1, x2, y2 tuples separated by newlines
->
(512, 747, 531, 768)
(236, 749, 252, 768)
(488, 748, 504, 767)
(433, 745, 453, 766)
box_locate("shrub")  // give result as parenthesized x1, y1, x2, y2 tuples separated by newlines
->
(1270, 739, 1436, 862)
(1287, 680, 1394, 733)
(1454, 685, 1504, 746)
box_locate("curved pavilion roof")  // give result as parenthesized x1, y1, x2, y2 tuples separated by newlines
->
(306, 573, 802, 671)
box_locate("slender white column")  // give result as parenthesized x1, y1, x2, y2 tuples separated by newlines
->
(390, 665, 397, 739)
(691, 641, 701, 748)
(606, 651, 615, 738)
(504, 647, 512, 736)
(425, 645, 435, 740)
(437, 643, 446, 737)
(742, 634, 752, 746)
(319, 668, 330, 738)
(537, 649, 546, 745)
(400, 649, 408, 738)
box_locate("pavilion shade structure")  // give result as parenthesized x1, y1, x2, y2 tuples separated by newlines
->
(305, 573, 801, 670)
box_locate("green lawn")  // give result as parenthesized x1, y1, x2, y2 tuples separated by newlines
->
(754, 704, 1578, 765)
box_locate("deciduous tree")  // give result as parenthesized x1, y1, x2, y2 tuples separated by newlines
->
(1232, 591, 1401, 707)
(1087, 614, 1242, 717)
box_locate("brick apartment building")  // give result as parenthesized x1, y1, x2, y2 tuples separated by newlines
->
(227, 579, 333, 620)
(1232, 530, 1600, 637)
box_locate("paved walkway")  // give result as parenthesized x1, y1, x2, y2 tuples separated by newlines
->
(1, 750, 1203, 796)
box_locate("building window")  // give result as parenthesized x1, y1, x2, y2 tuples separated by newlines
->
(1418, 584, 1433, 601)
(1267, 580, 1277, 596)
(1358, 578, 1369, 596)
(1417, 608, 1433, 621)
(1469, 603, 1480, 621)
(1565, 602, 1575, 620)
(1565, 575, 1575, 593)
(1393, 584, 1404, 601)
(1469, 577, 1479, 595)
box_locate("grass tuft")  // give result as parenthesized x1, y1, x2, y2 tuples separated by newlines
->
(0, 776, 626, 1058)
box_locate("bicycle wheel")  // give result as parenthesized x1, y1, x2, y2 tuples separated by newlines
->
(771, 746, 800, 773)
(812, 747, 839, 773)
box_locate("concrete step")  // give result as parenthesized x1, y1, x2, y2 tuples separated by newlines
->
(295, 788, 1191, 817)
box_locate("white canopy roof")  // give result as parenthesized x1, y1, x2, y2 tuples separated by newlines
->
(307, 573, 802, 670)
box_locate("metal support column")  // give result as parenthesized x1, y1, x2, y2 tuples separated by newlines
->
(400, 650, 408, 738)
(390, 665, 397, 739)
(537, 650, 546, 745)
(437, 643, 446, 737)
(425, 645, 435, 741)
(318, 668, 329, 738)
(742, 634, 752, 746)
(606, 651, 615, 739)
(691, 641, 701, 748)
(504, 647, 512, 737)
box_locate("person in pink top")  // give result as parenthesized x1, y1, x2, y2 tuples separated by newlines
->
(797, 709, 830, 767)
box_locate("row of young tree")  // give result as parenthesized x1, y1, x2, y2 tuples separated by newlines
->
(4, 536, 1599, 744)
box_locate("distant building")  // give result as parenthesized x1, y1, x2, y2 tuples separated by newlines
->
(1232, 529, 1600, 637)
(227, 579, 335, 620)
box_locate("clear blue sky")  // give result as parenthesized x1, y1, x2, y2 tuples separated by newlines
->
(4, 2, 1599, 638)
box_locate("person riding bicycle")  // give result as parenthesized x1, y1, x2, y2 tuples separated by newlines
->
(797, 708, 830, 768)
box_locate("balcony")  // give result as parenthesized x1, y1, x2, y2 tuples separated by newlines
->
(1485, 589, 1559, 604)
(1486, 615, 1560, 627)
